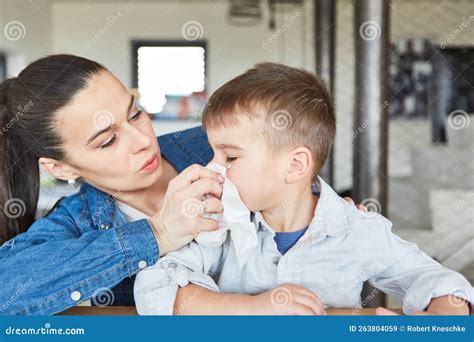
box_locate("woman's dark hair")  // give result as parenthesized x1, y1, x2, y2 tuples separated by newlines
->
(0, 54, 105, 243)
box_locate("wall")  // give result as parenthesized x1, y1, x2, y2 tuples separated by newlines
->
(1, 0, 473, 190)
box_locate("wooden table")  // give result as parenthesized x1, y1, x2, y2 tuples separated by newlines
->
(59, 306, 403, 316)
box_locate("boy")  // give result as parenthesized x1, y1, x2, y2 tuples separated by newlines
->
(134, 63, 472, 315)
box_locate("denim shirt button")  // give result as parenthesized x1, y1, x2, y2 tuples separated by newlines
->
(70, 291, 81, 301)
(100, 224, 110, 230)
(138, 260, 147, 269)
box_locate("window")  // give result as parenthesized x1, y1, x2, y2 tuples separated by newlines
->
(132, 40, 207, 119)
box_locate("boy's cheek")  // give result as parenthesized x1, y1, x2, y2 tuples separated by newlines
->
(227, 174, 255, 209)
(227, 170, 245, 197)
(226, 166, 244, 185)
(240, 186, 263, 212)
(227, 166, 264, 210)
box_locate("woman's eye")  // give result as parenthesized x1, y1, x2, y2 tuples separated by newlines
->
(129, 110, 143, 121)
(100, 133, 116, 149)
(226, 156, 237, 163)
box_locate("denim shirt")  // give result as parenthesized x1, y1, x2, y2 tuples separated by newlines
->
(0, 126, 213, 315)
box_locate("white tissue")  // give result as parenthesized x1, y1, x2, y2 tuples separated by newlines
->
(195, 163, 258, 268)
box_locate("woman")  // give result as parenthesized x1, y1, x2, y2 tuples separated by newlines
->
(0, 55, 361, 315)
(0, 55, 225, 314)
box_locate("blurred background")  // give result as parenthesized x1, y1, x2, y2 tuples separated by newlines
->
(0, 0, 472, 309)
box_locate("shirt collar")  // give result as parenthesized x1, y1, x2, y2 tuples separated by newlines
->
(252, 212, 276, 236)
(81, 182, 118, 229)
(252, 176, 350, 238)
(310, 176, 351, 237)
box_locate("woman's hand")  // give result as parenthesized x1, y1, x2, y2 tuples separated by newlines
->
(249, 283, 326, 315)
(149, 164, 224, 256)
(343, 197, 368, 212)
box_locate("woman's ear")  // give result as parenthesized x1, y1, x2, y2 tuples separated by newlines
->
(38, 157, 80, 181)
(286, 147, 314, 184)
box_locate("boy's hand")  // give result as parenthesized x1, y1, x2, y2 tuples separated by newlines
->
(250, 283, 326, 315)
(375, 295, 470, 315)
(375, 307, 425, 315)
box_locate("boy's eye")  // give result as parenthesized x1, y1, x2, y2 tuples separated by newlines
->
(129, 110, 143, 121)
(100, 133, 117, 149)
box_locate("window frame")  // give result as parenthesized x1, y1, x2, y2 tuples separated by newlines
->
(130, 39, 208, 97)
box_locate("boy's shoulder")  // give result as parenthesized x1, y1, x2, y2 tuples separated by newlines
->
(316, 177, 394, 238)
(342, 199, 394, 236)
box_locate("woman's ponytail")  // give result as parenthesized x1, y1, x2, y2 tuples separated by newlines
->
(0, 78, 39, 243)
(0, 54, 105, 244)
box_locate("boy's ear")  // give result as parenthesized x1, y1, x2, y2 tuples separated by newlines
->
(38, 157, 80, 181)
(286, 147, 314, 183)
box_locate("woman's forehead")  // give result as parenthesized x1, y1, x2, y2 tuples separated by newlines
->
(75, 70, 129, 113)
(57, 70, 130, 144)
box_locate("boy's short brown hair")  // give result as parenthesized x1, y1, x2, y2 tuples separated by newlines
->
(202, 62, 335, 178)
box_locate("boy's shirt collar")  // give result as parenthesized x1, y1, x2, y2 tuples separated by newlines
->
(252, 176, 351, 238)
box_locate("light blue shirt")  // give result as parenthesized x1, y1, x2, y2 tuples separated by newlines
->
(134, 177, 473, 315)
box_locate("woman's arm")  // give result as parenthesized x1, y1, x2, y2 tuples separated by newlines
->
(0, 164, 224, 315)
(0, 201, 158, 315)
